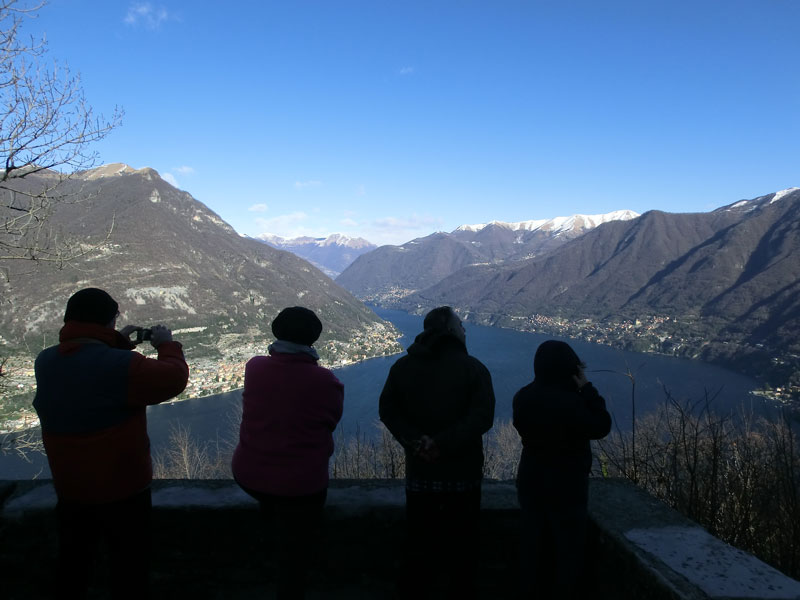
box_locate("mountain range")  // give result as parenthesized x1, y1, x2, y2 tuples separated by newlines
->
(0, 164, 398, 364)
(335, 210, 639, 301)
(255, 233, 376, 278)
(363, 189, 799, 388)
(3, 165, 797, 390)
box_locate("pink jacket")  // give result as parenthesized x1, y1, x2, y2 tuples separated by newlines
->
(232, 351, 344, 496)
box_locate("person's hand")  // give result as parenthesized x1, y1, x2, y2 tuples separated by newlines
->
(119, 325, 138, 338)
(573, 367, 589, 390)
(149, 324, 173, 349)
(415, 435, 441, 463)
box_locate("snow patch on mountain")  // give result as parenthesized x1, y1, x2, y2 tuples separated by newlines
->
(455, 210, 639, 235)
(771, 187, 800, 204)
(724, 188, 799, 212)
(80, 163, 161, 181)
(256, 233, 374, 249)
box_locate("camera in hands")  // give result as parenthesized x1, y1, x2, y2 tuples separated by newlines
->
(132, 327, 153, 345)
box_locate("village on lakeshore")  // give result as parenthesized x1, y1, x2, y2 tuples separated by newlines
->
(0, 321, 402, 433)
(2, 311, 797, 434)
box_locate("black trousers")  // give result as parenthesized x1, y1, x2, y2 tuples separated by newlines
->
(54, 487, 152, 600)
(400, 487, 482, 600)
(237, 482, 328, 600)
(517, 474, 589, 600)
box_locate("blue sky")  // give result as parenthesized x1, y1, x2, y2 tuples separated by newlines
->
(26, 1, 800, 245)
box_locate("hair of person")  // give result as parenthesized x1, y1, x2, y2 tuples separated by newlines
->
(63, 288, 119, 325)
(423, 306, 456, 332)
(271, 306, 323, 346)
(533, 340, 586, 385)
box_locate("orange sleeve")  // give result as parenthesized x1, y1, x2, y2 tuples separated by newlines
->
(127, 341, 189, 406)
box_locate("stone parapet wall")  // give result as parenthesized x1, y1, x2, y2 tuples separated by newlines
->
(586, 480, 800, 600)
(1, 478, 799, 599)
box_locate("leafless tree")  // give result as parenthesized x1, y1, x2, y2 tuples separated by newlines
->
(152, 422, 234, 480)
(483, 419, 522, 480)
(331, 421, 406, 479)
(330, 419, 522, 481)
(0, 411, 43, 464)
(597, 390, 800, 579)
(0, 0, 122, 269)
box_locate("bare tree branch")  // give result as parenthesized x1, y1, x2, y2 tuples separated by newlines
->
(0, 0, 122, 268)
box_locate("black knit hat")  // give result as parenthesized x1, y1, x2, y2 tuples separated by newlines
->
(271, 306, 322, 346)
(533, 340, 585, 384)
(64, 288, 119, 325)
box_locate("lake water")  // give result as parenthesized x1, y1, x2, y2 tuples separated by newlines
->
(0, 307, 777, 479)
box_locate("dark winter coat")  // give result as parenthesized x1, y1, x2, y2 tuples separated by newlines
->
(379, 331, 495, 484)
(33, 321, 189, 504)
(513, 380, 611, 505)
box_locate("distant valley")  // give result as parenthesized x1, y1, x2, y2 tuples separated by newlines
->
(254, 233, 376, 278)
(336, 210, 639, 301)
(331, 191, 800, 398)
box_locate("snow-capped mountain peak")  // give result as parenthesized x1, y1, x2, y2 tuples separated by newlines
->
(252, 233, 377, 277)
(255, 233, 373, 250)
(454, 209, 639, 235)
(318, 234, 374, 249)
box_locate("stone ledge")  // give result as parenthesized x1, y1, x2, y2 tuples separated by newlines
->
(587, 480, 800, 600)
(2, 478, 799, 600)
(1, 478, 518, 516)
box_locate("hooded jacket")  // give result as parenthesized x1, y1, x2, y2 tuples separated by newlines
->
(379, 329, 495, 484)
(33, 321, 189, 503)
(513, 378, 611, 504)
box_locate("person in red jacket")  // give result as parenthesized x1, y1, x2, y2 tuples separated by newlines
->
(33, 287, 189, 599)
(232, 306, 344, 599)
